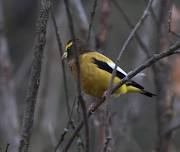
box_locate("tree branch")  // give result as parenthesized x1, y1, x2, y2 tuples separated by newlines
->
(112, 41, 180, 94)
(54, 98, 76, 152)
(63, 0, 89, 152)
(87, 0, 98, 42)
(51, 9, 71, 117)
(106, 0, 153, 104)
(112, 0, 152, 57)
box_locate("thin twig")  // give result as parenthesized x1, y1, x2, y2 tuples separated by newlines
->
(87, 0, 98, 42)
(62, 41, 180, 150)
(18, 0, 52, 152)
(106, 0, 153, 104)
(54, 97, 85, 152)
(5, 143, 10, 152)
(51, 5, 83, 152)
(103, 112, 112, 152)
(54, 97, 76, 152)
(62, 121, 84, 152)
(117, 0, 153, 61)
(51, 9, 71, 117)
(143, 0, 159, 26)
(101, 0, 112, 142)
(112, 41, 180, 94)
(63, 0, 89, 152)
(112, 0, 152, 57)
(62, 96, 105, 151)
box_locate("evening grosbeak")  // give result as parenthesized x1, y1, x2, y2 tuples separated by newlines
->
(62, 39, 156, 98)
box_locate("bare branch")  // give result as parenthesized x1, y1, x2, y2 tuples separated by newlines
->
(144, 0, 160, 26)
(112, 41, 180, 94)
(54, 97, 80, 152)
(63, 0, 89, 151)
(51, 9, 71, 117)
(116, 0, 153, 61)
(18, 0, 52, 151)
(112, 0, 152, 57)
(102, 112, 112, 152)
(87, 0, 98, 42)
(106, 0, 153, 104)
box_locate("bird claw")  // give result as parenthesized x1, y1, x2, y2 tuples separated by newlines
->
(102, 90, 108, 98)
(88, 102, 96, 114)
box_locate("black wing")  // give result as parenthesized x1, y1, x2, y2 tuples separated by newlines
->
(92, 58, 144, 90)
(92, 58, 126, 79)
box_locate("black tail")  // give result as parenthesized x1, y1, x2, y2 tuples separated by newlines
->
(141, 90, 157, 97)
(126, 81, 157, 97)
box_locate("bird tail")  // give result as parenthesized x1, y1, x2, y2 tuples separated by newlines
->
(126, 81, 156, 98)
(140, 90, 157, 97)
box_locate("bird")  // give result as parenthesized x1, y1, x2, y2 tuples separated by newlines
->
(62, 39, 156, 98)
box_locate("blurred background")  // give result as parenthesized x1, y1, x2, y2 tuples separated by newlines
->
(0, 0, 180, 151)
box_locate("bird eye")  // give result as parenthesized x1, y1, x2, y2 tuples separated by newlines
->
(66, 47, 71, 53)
(67, 47, 70, 51)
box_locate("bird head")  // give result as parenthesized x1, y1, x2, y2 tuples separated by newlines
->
(62, 39, 90, 60)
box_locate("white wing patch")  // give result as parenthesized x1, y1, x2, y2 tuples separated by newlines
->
(107, 62, 127, 76)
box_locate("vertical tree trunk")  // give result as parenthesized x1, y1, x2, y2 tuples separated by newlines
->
(155, 0, 174, 152)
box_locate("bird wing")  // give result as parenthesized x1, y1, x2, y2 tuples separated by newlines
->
(92, 58, 127, 79)
(92, 57, 144, 90)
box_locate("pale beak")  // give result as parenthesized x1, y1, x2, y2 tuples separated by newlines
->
(61, 52, 67, 60)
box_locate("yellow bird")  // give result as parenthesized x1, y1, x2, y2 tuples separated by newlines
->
(62, 39, 156, 98)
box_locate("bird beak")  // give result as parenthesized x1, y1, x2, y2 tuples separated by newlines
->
(62, 52, 67, 60)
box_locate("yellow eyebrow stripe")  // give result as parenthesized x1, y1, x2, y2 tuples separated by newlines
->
(65, 41, 73, 51)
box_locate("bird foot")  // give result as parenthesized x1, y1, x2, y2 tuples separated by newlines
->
(102, 90, 108, 98)
(88, 102, 96, 114)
